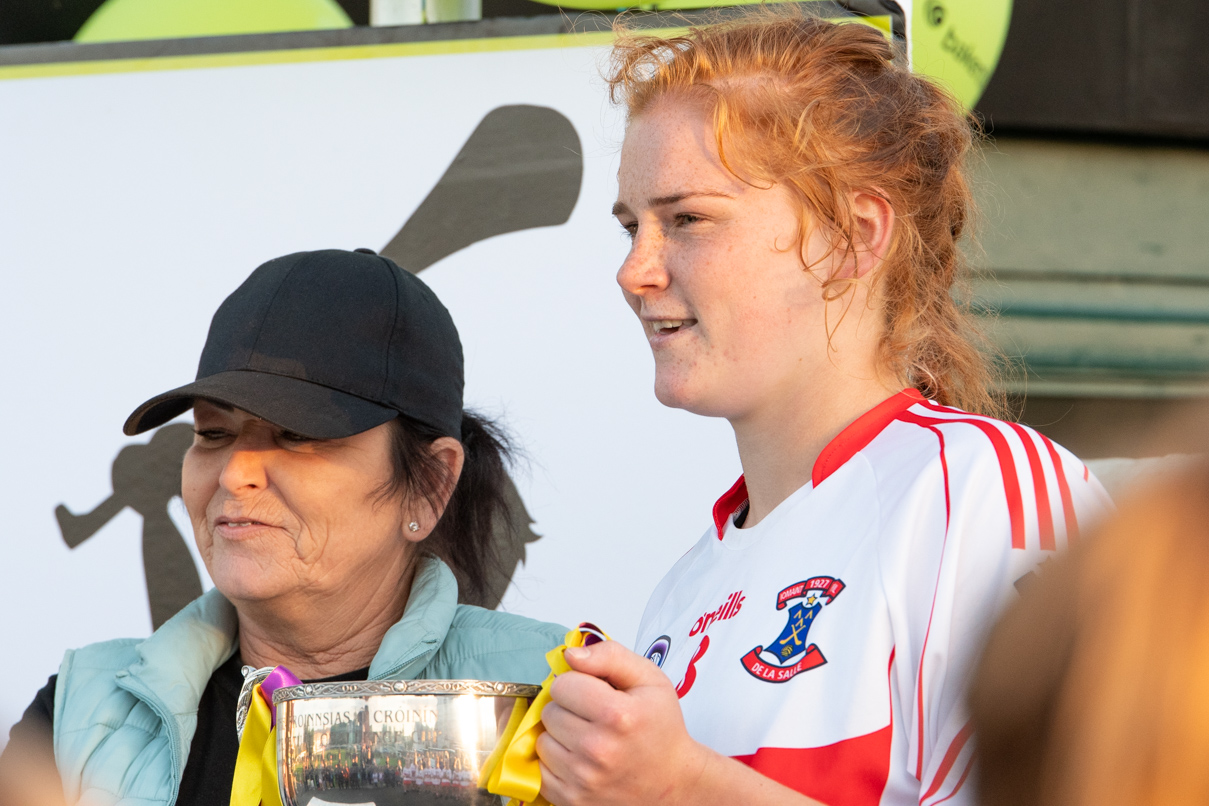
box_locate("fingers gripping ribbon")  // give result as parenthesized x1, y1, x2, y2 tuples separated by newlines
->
(480, 622, 610, 806)
(230, 666, 302, 806)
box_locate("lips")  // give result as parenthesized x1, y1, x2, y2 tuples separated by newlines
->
(646, 317, 699, 338)
(216, 516, 269, 528)
(213, 514, 280, 538)
(651, 318, 690, 334)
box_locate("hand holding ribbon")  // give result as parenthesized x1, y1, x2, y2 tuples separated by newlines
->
(230, 666, 302, 806)
(533, 633, 717, 806)
(479, 623, 610, 806)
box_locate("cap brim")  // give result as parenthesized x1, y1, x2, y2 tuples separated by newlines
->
(123, 370, 399, 439)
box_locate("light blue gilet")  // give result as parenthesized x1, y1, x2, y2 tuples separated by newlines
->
(52, 557, 565, 805)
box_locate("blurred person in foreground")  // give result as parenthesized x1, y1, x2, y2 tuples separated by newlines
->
(971, 459, 1209, 806)
(529, 9, 1113, 806)
(0, 249, 565, 806)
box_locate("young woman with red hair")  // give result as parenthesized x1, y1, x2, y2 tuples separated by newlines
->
(535, 10, 1111, 806)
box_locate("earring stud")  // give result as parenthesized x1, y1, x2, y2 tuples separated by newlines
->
(408, 522, 420, 532)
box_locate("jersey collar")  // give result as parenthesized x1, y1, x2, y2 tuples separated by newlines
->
(712, 475, 750, 541)
(711, 388, 925, 540)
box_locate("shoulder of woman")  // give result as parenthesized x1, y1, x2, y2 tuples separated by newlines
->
(448, 605, 567, 645)
(60, 638, 145, 676)
(424, 608, 566, 684)
(877, 410, 1090, 501)
(870, 414, 1102, 575)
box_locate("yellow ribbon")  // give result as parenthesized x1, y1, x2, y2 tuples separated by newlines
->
(230, 682, 283, 806)
(479, 624, 610, 806)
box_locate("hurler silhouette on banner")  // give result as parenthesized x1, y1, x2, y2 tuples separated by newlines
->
(55, 423, 201, 629)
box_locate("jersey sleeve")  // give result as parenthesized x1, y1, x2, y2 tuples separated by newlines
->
(879, 418, 1111, 806)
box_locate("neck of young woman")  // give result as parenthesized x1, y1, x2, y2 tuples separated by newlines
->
(234, 554, 419, 680)
(732, 376, 899, 529)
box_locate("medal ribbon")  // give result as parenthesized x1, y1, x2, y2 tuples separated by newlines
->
(479, 623, 610, 806)
(230, 666, 301, 806)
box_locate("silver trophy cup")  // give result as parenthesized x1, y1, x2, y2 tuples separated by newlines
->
(273, 680, 541, 806)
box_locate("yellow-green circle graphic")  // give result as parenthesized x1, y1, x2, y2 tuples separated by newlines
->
(912, 0, 1012, 109)
(75, 0, 353, 43)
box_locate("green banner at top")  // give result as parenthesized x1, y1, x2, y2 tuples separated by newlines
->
(71, 0, 1011, 109)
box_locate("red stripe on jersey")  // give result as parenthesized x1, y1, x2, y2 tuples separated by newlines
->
(812, 388, 925, 487)
(936, 431, 952, 529)
(712, 476, 749, 540)
(928, 754, 974, 805)
(1006, 422, 1056, 551)
(1084, 464, 1090, 482)
(920, 721, 973, 803)
(913, 402, 1026, 549)
(734, 729, 892, 806)
(893, 413, 952, 780)
(1040, 434, 1080, 543)
(735, 650, 897, 806)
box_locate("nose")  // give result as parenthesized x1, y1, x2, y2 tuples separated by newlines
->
(218, 432, 270, 494)
(616, 227, 670, 300)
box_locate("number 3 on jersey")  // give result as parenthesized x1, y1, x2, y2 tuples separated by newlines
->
(676, 635, 710, 698)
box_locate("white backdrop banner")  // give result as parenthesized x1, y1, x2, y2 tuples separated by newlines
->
(0, 33, 753, 742)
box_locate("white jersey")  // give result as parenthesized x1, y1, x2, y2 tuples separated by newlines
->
(635, 390, 1111, 806)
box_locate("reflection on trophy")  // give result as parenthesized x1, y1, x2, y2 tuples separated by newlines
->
(274, 680, 539, 806)
(54, 422, 202, 629)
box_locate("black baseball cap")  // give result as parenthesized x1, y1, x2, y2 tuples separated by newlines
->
(123, 249, 464, 439)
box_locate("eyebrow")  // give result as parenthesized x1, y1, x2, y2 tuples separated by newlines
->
(611, 191, 735, 217)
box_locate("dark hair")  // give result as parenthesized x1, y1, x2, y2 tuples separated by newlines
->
(379, 411, 515, 607)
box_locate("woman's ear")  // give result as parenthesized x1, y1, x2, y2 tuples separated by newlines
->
(807, 191, 894, 283)
(848, 190, 895, 278)
(403, 437, 465, 544)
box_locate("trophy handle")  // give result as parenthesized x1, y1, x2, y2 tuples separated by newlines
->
(235, 666, 276, 742)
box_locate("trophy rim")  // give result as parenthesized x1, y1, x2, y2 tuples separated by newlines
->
(272, 678, 542, 704)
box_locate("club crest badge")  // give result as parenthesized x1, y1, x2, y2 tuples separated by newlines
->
(644, 635, 671, 668)
(740, 576, 844, 683)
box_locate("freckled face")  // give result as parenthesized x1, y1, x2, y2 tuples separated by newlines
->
(613, 97, 836, 422)
(182, 401, 411, 607)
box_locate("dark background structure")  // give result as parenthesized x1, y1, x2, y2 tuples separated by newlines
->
(972, 0, 1209, 456)
(977, 0, 1209, 142)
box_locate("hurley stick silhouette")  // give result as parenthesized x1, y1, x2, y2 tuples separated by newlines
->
(381, 104, 582, 272)
(382, 104, 581, 608)
(56, 105, 582, 624)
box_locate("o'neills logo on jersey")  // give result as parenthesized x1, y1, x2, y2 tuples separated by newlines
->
(689, 590, 745, 637)
(740, 576, 845, 683)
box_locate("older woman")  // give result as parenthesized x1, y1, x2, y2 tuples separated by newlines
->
(0, 249, 565, 805)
